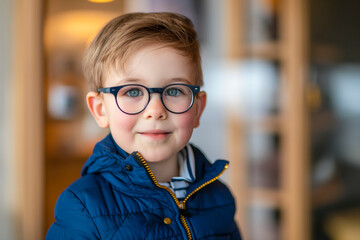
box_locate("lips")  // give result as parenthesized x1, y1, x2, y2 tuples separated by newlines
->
(138, 130, 171, 140)
(141, 130, 170, 134)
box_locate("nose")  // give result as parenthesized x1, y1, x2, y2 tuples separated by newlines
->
(143, 94, 167, 120)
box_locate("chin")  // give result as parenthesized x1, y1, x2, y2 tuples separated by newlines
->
(141, 153, 169, 163)
(140, 148, 177, 163)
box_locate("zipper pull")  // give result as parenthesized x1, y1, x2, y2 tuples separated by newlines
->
(179, 202, 185, 210)
(179, 202, 190, 216)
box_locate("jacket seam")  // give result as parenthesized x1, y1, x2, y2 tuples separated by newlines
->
(187, 202, 235, 211)
(91, 207, 166, 219)
(199, 224, 240, 239)
(67, 189, 102, 239)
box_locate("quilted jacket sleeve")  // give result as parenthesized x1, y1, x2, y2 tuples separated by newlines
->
(231, 223, 242, 240)
(45, 189, 100, 240)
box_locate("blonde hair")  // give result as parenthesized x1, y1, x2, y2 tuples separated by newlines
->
(83, 12, 203, 91)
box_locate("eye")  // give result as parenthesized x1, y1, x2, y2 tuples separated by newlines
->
(165, 87, 182, 97)
(126, 88, 143, 97)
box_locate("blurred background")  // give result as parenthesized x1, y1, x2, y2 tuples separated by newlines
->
(1, 0, 360, 239)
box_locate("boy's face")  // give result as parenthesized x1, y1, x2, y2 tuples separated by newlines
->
(87, 44, 206, 164)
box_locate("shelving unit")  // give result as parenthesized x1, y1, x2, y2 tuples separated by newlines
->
(226, 0, 310, 240)
(43, 0, 124, 231)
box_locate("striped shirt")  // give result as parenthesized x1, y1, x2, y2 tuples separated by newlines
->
(159, 145, 195, 201)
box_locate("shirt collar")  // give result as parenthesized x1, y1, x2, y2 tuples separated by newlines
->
(173, 144, 196, 182)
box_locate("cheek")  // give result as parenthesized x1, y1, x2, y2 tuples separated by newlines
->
(113, 115, 135, 131)
(104, 98, 136, 132)
(107, 111, 137, 140)
(175, 111, 197, 139)
(113, 116, 135, 132)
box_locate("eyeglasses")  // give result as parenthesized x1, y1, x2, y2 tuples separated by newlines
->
(98, 83, 200, 115)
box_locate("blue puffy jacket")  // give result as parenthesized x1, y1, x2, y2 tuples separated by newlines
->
(46, 134, 241, 239)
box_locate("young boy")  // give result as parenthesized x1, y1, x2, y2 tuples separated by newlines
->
(46, 12, 241, 239)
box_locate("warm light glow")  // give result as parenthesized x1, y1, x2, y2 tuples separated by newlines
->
(88, 0, 114, 3)
(45, 10, 118, 50)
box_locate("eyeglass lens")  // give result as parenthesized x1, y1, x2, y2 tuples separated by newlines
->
(115, 85, 194, 114)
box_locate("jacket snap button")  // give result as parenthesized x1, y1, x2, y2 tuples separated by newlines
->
(163, 217, 172, 225)
(125, 164, 133, 171)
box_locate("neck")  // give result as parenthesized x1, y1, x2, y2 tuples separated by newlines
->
(147, 155, 178, 182)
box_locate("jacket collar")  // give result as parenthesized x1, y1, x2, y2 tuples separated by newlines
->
(81, 134, 229, 193)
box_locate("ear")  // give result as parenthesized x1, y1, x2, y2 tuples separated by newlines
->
(86, 91, 109, 128)
(193, 91, 207, 128)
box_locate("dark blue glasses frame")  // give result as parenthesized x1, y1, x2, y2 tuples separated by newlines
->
(98, 83, 200, 115)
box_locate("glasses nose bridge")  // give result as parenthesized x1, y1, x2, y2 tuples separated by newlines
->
(147, 87, 165, 103)
(146, 87, 166, 108)
(148, 87, 164, 95)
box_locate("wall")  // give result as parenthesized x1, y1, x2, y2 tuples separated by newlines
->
(0, 0, 44, 239)
(0, 0, 16, 238)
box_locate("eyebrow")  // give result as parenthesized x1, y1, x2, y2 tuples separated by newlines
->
(119, 78, 142, 84)
(117, 77, 193, 86)
(167, 78, 193, 85)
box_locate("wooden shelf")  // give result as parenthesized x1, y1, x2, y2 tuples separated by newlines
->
(242, 41, 281, 60)
(248, 188, 283, 208)
(245, 115, 282, 133)
(226, 0, 310, 240)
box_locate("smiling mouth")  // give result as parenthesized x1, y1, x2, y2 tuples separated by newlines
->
(139, 130, 171, 139)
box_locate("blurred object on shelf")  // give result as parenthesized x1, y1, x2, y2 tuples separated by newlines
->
(325, 208, 360, 240)
(248, 206, 281, 240)
(247, 131, 280, 189)
(224, 59, 279, 120)
(48, 85, 79, 120)
(328, 65, 360, 119)
(306, 81, 322, 113)
(245, 0, 279, 44)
